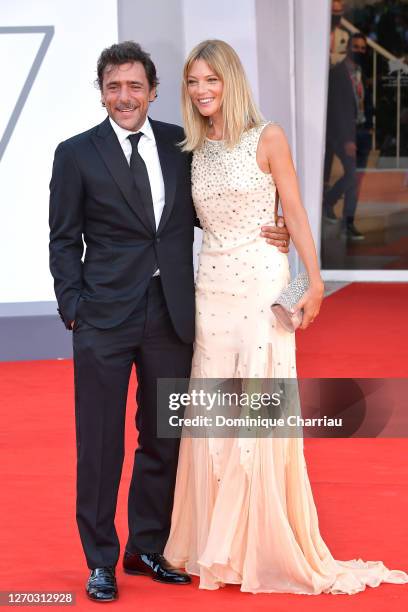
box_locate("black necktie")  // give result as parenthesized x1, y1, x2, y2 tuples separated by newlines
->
(128, 133, 155, 229)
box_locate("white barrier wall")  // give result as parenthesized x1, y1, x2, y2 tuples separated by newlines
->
(0, 0, 334, 359)
(0, 0, 117, 303)
(293, 0, 331, 263)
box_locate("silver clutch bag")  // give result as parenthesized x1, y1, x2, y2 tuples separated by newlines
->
(271, 272, 309, 332)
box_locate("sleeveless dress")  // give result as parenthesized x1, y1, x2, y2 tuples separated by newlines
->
(164, 123, 408, 594)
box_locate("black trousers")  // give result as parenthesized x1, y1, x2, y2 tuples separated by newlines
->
(72, 277, 193, 569)
(323, 138, 358, 223)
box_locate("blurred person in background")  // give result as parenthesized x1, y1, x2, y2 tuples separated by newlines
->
(330, 0, 350, 66)
(323, 32, 372, 241)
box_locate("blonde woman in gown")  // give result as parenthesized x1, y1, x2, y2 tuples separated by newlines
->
(164, 40, 408, 595)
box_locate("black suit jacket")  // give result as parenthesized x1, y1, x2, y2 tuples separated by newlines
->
(49, 117, 196, 343)
(326, 60, 357, 144)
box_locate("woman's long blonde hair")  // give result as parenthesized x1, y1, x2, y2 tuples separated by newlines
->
(181, 39, 263, 151)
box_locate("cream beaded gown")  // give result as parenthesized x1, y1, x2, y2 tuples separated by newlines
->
(164, 123, 408, 594)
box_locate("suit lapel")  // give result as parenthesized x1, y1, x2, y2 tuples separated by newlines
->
(150, 119, 178, 234)
(91, 117, 153, 233)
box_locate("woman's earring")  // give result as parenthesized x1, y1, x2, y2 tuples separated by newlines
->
(208, 118, 213, 127)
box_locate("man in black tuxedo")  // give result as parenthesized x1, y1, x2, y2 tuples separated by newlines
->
(49, 41, 289, 602)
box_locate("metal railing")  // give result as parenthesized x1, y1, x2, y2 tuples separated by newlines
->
(341, 17, 408, 168)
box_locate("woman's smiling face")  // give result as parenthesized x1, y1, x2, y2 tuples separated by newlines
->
(186, 59, 223, 120)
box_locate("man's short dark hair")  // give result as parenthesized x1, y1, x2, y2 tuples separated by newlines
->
(96, 41, 159, 90)
(347, 32, 367, 51)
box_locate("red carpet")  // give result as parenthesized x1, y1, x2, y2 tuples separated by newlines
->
(1, 282, 407, 611)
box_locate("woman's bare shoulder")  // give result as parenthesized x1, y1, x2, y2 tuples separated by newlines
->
(259, 122, 289, 153)
(261, 121, 286, 139)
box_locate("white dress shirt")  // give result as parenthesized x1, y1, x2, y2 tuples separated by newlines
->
(109, 116, 165, 230)
(109, 116, 165, 276)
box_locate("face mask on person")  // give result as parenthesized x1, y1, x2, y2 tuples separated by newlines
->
(351, 51, 366, 67)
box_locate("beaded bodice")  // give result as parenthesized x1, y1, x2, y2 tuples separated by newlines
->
(191, 123, 277, 250)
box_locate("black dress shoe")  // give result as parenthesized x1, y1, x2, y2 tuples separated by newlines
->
(86, 567, 118, 602)
(342, 223, 365, 241)
(323, 206, 338, 224)
(123, 551, 191, 585)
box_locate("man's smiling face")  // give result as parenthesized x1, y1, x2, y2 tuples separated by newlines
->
(101, 61, 156, 131)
